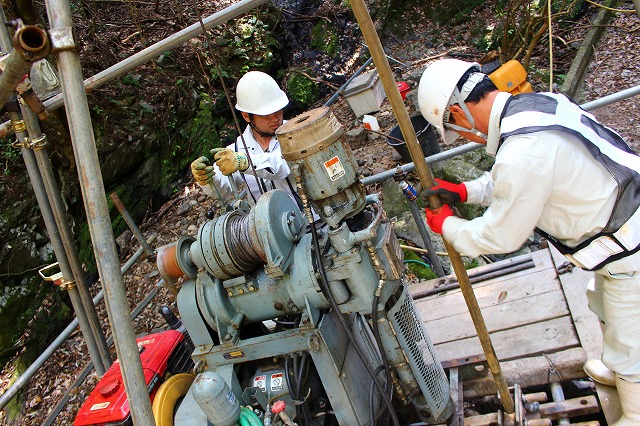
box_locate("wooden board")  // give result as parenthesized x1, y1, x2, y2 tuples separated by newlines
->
(410, 249, 585, 394)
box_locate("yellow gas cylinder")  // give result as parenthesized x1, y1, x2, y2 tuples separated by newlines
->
(488, 60, 533, 95)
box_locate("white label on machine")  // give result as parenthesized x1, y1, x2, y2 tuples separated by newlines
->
(253, 375, 267, 391)
(270, 373, 284, 391)
(324, 156, 345, 181)
(90, 402, 110, 411)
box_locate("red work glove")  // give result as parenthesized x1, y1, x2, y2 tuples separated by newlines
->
(425, 204, 454, 234)
(422, 178, 467, 204)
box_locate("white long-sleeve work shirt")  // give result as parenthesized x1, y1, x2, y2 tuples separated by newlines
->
(442, 92, 618, 258)
(200, 123, 295, 205)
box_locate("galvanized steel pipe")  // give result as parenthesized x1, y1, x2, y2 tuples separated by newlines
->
(109, 192, 155, 258)
(41, 0, 269, 112)
(0, 236, 156, 411)
(581, 84, 640, 112)
(23, 107, 112, 371)
(45, 0, 155, 423)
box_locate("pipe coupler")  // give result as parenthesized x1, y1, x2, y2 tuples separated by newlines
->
(12, 22, 51, 64)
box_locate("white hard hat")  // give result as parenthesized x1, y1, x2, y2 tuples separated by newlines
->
(417, 59, 481, 144)
(235, 71, 289, 116)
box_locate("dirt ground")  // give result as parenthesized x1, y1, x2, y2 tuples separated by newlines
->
(1, 3, 639, 425)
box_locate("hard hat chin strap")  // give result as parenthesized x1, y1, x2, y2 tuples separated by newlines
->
(447, 89, 488, 139)
(249, 115, 276, 138)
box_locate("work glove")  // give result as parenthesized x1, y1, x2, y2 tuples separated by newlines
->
(422, 178, 467, 205)
(191, 156, 215, 186)
(211, 148, 249, 176)
(425, 204, 454, 235)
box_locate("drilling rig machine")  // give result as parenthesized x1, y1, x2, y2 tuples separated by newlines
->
(155, 106, 453, 425)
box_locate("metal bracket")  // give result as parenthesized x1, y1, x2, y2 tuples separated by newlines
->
(11, 137, 30, 149)
(556, 261, 574, 275)
(48, 27, 76, 51)
(10, 119, 26, 134)
(30, 134, 48, 150)
(38, 262, 76, 289)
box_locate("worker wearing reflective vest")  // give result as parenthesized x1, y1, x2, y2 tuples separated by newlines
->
(190, 71, 296, 205)
(417, 58, 640, 426)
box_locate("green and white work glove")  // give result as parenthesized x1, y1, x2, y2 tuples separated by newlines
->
(210, 148, 249, 176)
(190, 156, 215, 186)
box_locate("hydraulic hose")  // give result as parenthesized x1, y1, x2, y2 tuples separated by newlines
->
(309, 220, 400, 426)
(292, 163, 400, 426)
(237, 406, 262, 426)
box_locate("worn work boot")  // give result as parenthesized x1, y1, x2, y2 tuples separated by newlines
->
(612, 375, 640, 425)
(583, 359, 616, 386)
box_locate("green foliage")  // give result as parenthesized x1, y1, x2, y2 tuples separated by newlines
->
(0, 136, 20, 176)
(211, 11, 282, 78)
(287, 72, 320, 113)
(465, 258, 481, 270)
(402, 248, 437, 280)
(120, 74, 142, 87)
(310, 20, 339, 57)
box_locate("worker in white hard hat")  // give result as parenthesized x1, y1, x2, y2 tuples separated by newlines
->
(190, 70, 294, 205)
(418, 58, 640, 425)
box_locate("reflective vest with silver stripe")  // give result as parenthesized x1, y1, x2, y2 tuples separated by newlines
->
(499, 92, 640, 271)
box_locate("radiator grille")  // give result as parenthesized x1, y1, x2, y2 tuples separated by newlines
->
(389, 288, 450, 419)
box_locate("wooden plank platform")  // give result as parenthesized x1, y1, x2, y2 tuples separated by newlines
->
(410, 248, 588, 397)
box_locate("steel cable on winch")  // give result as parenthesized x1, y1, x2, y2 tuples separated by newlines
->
(224, 212, 265, 273)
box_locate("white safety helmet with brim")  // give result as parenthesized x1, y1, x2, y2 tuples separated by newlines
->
(417, 59, 486, 145)
(235, 71, 289, 116)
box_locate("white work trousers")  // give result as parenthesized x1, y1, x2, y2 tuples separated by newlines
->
(586, 250, 640, 382)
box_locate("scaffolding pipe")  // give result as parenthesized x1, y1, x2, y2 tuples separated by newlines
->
(0, 8, 108, 381)
(109, 192, 155, 258)
(581, 84, 640, 112)
(0, 237, 156, 411)
(39, 0, 269, 113)
(45, 0, 155, 423)
(361, 143, 483, 186)
(22, 106, 112, 371)
(550, 382, 571, 425)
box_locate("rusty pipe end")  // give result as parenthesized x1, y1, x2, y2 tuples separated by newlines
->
(13, 25, 51, 63)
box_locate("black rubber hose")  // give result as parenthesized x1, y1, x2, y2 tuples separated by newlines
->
(308, 221, 400, 426)
(372, 293, 393, 411)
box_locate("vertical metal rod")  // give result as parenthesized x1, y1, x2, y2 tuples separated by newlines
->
(45, 1, 155, 423)
(0, 6, 108, 376)
(109, 193, 155, 257)
(0, 235, 155, 411)
(22, 106, 112, 371)
(406, 196, 445, 277)
(11, 114, 106, 376)
(550, 382, 571, 425)
(349, 0, 515, 413)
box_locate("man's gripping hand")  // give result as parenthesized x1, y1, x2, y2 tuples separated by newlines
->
(425, 204, 454, 235)
(190, 156, 214, 186)
(422, 178, 467, 205)
(211, 148, 249, 175)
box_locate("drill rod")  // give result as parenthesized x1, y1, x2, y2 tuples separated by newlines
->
(349, 0, 515, 414)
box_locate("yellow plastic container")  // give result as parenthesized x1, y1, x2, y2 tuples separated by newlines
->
(489, 60, 533, 95)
